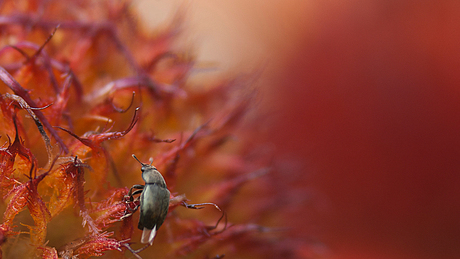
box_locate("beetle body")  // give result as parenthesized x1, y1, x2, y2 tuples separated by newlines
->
(133, 155, 170, 245)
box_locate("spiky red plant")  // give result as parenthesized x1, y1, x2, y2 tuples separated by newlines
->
(0, 1, 319, 258)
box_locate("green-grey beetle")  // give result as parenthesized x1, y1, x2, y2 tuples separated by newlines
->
(130, 154, 170, 245)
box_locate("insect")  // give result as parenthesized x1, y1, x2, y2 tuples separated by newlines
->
(125, 154, 170, 246)
(121, 154, 227, 258)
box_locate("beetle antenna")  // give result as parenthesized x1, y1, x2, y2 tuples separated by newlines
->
(132, 154, 148, 166)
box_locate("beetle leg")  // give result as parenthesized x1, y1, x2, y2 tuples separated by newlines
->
(128, 184, 144, 195)
(181, 201, 205, 209)
(120, 186, 144, 220)
(125, 184, 144, 201)
(207, 210, 227, 234)
(119, 211, 135, 220)
(130, 196, 141, 211)
(127, 189, 143, 202)
(181, 201, 228, 234)
(131, 189, 143, 196)
(181, 201, 221, 210)
(122, 242, 150, 257)
(120, 198, 141, 220)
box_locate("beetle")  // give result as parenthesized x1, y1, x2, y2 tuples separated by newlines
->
(126, 154, 170, 245)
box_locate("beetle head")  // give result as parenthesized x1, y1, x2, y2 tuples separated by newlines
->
(132, 154, 156, 171)
(132, 154, 166, 186)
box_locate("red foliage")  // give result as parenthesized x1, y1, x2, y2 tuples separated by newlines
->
(0, 0, 313, 258)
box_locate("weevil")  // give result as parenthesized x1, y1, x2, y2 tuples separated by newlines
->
(122, 155, 227, 258)
(125, 154, 170, 246)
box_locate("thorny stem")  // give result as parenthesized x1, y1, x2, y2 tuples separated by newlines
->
(55, 107, 140, 146)
(0, 14, 153, 83)
(0, 14, 183, 104)
(0, 67, 69, 153)
(30, 25, 60, 61)
(112, 91, 135, 113)
(71, 156, 100, 234)
(4, 93, 53, 159)
(10, 25, 62, 94)
(33, 152, 60, 182)
(155, 121, 211, 165)
(0, 41, 84, 101)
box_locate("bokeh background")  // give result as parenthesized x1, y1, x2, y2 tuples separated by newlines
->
(137, 1, 460, 259)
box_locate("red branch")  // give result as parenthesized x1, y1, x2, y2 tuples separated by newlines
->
(0, 67, 69, 153)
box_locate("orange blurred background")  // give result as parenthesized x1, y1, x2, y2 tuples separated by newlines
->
(137, 1, 460, 258)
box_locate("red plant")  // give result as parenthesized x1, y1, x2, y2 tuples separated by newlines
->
(0, 0, 318, 258)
